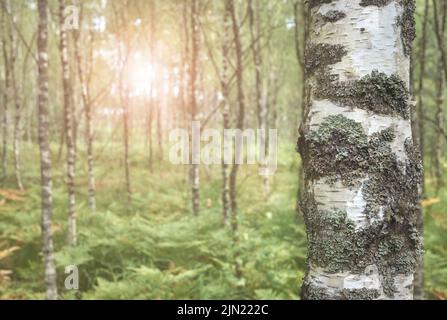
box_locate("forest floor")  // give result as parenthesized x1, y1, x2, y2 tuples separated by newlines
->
(0, 140, 446, 299)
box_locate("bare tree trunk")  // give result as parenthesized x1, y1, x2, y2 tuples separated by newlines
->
(248, 0, 269, 196)
(122, 92, 132, 202)
(1, 2, 10, 184)
(409, 0, 429, 300)
(220, 2, 231, 225)
(37, 0, 58, 300)
(6, 4, 24, 192)
(299, 0, 421, 300)
(228, 0, 244, 279)
(434, 58, 445, 194)
(189, 0, 200, 216)
(433, 0, 446, 195)
(74, 24, 96, 211)
(59, 0, 77, 246)
(148, 101, 154, 173)
(156, 100, 163, 161)
(147, 0, 156, 173)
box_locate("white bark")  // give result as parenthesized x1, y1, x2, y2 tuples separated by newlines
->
(301, 0, 419, 300)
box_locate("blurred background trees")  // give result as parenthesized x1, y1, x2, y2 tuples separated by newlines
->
(0, 0, 446, 300)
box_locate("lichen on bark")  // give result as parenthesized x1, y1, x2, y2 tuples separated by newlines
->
(300, 114, 422, 298)
(303, 114, 368, 186)
(308, 0, 334, 9)
(359, 0, 392, 7)
(314, 70, 410, 119)
(305, 43, 347, 76)
(342, 288, 381, 300)
(397, 0, 416, 56)
(315, 10, 346, 24)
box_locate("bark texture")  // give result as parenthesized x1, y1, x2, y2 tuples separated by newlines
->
(1, 1, 10, 184)
(299, 0, 421, 300)
(221, 2, 231, 225)
(37, 0, 58, 300)
(59, 0, 77, 246)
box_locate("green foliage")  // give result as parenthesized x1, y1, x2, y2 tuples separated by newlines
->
(0, 142, 306, 300)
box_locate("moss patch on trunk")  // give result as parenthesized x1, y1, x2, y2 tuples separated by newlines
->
(316, 10, 346, 24)
(305, 43, 347, 76)
(314, 70, 410, 119)
(300, 115, 422, 299)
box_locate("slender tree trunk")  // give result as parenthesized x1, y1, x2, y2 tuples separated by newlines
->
(189, 0, 200, 216)
(434, 58, 445, 194)
(248, 0, 269, 196)
(146, 1, 155, 173)
(11, 53, 23, 191)
(59, 0, 77, 246)
(433, 0, 447, 194)
(6, 6, 24, 192)
(37, 0, 58, 300)
(221, 2, 231, 225)
(118, 44, 132, 203)
(299, 0, 421, 300)
(409, 0, 429, 301)
(148, 101, 154, 173)
(1, 2, 10, 184)
(122, 92, 132, 202)
(228, 0, 244, 279)
(156, 101, 163, 160)
(74, 25, 96, 211)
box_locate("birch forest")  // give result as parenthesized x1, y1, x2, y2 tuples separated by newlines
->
(0, 0, 446, 300)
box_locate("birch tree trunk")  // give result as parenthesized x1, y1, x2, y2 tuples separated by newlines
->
(298, 0, 421, 300)
(8, 7, 24, 191)
(37, 0, 58, 300)
(147, 0, 156, 173)
(433, 0, 446, 194)
(228, 0, 244, 279)
(221, 3, 231, 225)
(189, 0, 200, 216)
(434, 57, 445, 194)
(74, 23, 96, 212)
(59, 0, 77, 246)
(411, 0, 429, 300)
(248, 0, 269, 196)
(1, 1, 10, 184)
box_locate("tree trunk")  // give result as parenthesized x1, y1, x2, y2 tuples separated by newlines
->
(248, 0, 270, 196)
(37, 0, 58, 300)
(221, 1, 231, 225)
(74, 24, 96, 212)
(228, 0, 244, 279)
(7, 6, 24, 192)
(299, 0, 421, 300)
(189, 0, 200, 216)
(59, 0, 77, 246)
(1, 2, 10, 184)
(147, 0, 156, 173)
(433, 0, 447, 195)
(434, 57, 445, 194)
(122, 92, 132, 202)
